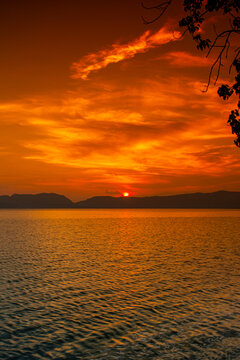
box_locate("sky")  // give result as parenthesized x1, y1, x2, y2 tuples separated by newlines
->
(0, 0, 239, 200)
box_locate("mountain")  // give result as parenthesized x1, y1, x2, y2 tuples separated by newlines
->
(75, 191, 240, 209)
(0, 193, 73, 208)
(0, 191, 240, 208)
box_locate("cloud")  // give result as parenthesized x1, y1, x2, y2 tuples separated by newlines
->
(7, 79, 233, 174)
(162, 51, 211, 67)
(71, 27, 181, 79)
(0, 63, 239, 199)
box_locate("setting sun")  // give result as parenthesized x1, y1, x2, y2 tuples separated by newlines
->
(123, 192, 129, 197)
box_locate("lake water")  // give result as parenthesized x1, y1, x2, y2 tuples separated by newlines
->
(0, 209, 240, 360)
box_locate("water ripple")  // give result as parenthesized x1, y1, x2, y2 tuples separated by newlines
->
(0, 209, 240, 359)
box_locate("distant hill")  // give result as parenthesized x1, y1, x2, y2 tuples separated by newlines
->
(0, 193, 73, 208)
(75, 191, 240, 209)
(0, 191, 240, 209)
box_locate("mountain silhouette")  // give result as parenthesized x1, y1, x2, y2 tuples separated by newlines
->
(0, 193, 73, 208)
(74, 191, 240, 209)
(0, 191, 240, 208)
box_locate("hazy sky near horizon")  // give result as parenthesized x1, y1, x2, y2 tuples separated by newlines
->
(0, 0, 239, 200)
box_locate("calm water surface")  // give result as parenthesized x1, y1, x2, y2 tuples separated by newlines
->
(0, 209, 240, 359)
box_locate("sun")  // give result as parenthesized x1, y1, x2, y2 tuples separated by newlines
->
(123, 192, 129, 197)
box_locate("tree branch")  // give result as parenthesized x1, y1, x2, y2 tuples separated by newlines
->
(141, 0, 172, 25)
(203, 32, 231, 91)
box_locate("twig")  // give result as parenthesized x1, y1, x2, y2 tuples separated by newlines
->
(142, 0, 172, 25)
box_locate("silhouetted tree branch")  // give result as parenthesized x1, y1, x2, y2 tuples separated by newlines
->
(142, 0, 240, 147)
(141, 1, 172, 24)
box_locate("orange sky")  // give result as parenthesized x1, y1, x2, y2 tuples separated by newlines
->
(0, 0, 239, 200)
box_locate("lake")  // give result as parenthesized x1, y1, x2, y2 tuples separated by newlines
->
(0, 209, 240, 359)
